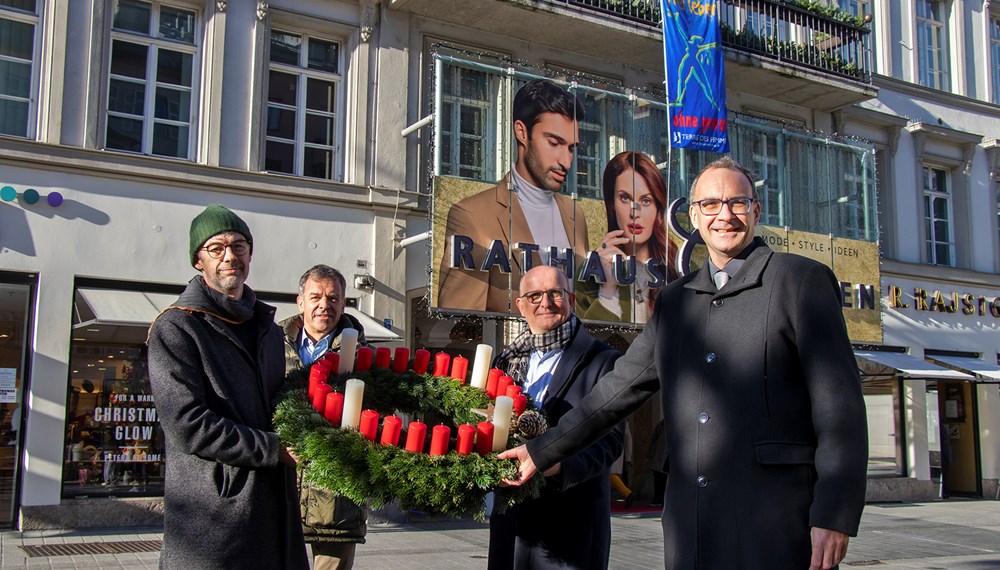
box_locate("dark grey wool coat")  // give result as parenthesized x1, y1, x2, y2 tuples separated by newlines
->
(488, 326, 624, 570)
(527, 239, 869, 569)
(147, 277, 308, 569)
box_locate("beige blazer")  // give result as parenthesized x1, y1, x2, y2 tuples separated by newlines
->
(437, 175, 588, 313)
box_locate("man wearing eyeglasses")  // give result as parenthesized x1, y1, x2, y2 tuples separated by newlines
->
(148, 204, 308, 569)
(489, 265, 624, 570)
(500, 157, 868, 570)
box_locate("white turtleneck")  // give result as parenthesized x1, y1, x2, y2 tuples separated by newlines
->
(509, 168, 571, 252)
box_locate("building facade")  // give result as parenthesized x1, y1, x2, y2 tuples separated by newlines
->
(0, 0, 997, 529)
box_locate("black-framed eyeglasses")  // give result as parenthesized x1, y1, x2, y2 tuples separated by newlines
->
(692, 197, 755, 216)
(201, 241, 251, 259)
(519, 288, 567, 305)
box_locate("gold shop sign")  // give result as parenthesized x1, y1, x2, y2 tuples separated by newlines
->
(888, 285, 1000, 317)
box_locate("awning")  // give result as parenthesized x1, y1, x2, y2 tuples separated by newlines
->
(75, 288, 400, 343)
(855, 350, 974, 381)
(926, 355, 1000, 382)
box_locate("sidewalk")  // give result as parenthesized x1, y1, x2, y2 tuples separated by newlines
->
(1, 499, 998, 568)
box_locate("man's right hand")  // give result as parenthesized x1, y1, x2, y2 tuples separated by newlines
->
(497, 445, 538, 486)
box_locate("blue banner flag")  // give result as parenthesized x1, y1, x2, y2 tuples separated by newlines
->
(660, 0, 729, 152)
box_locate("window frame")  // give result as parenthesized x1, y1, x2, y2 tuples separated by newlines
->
(922, 164, 955, 266)
(263, 27, 346, 182)
(0, 0, 41, 139)
(990, 13, 1000, 104)
(104, 0, 202, 160)
(915, 0, 950, 91)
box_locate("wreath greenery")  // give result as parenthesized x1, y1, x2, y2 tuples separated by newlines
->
(273, 365, 544, 521)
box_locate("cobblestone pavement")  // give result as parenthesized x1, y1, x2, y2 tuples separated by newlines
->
(1, 499, 998, 568)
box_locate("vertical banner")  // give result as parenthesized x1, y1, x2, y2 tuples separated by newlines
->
(661, 0, 729, 152)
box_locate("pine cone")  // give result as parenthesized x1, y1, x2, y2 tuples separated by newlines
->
(516, 410, 548, 440)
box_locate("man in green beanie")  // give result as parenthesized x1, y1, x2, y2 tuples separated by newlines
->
(148, 204, 308, 569)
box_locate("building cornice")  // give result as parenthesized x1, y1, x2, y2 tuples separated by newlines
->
(0, 137, 423, 213)
(880, 259, 1000, 289)
(874, 75, 1000, 116)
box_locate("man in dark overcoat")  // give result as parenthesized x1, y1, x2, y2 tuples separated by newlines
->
(148, 204, 308, 569)
(500, 157, 869, 569)
(488, 265, 624, 570)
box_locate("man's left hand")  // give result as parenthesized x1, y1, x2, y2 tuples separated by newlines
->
(809, 527, 849, 570)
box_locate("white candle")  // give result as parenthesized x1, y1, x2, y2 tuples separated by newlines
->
(492, 396, 513, 451)
(338, 328, 359, 374)
(470, 344, 493, 390)
(341, 379, 365, 430)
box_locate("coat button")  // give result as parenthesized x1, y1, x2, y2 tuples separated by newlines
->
(697, 475, 709, 487)
(705, 353, 716, 363)
(698, 412, 710, 423)
(713, 299, 724, 307)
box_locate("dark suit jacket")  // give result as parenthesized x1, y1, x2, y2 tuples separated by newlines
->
(526, 239, 869, 569)
(437, 175, 589, 313)
(489, 326, 623, 570)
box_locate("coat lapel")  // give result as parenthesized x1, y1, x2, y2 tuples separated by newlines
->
(541, 326, 594, 412)
(684, 238, 773, 297)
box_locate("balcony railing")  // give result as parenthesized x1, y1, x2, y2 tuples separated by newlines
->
(547, 0, 871, 81)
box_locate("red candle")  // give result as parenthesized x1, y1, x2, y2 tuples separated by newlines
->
(359, 410, 379, 441)
(475, 421, 495, 455)
(321, 353, 339, 375)
(374, 346, 392, 369)
(486, 369, 503, 397)
(404, 421, 427, 453)
(496, 376, 514, 401)
(380, 415, 402, 446)
(392, 347, 410, 373)
(433, 352, 450, 377)
(512, 394, 528, 415)
(308, 377, 319, 400)
(354, 347, 373, 372)
(450, 355, 469, 384)
(413, 349, 431, 374)
(456, 424, 475, 455)
(312, 383, 332, 414)
(324, 392, 345, 425)
(429, 424, 451, 456)
(506, 385, 522, 398)
(308, 366, 328, 396)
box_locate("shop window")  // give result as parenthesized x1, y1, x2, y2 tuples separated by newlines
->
(0, 0, 38, 138)
(916, 0, 950, 91)
(0, 277, 32, 527)
(863, 378, 904, 476)
(264, 29, 343, 180)
(105, 0, 200, 158)
(63, 286, 174, 498)
(923, 165, 954, 266)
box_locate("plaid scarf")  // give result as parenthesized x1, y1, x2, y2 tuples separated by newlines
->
(494, 314, 580, 384)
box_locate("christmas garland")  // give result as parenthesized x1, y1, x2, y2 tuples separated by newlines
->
(273, 365, 545, 521)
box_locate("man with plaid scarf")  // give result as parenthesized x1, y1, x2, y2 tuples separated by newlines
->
(488, 265, 624, 570)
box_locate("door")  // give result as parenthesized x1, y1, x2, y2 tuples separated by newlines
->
(0, 278, 33, 527)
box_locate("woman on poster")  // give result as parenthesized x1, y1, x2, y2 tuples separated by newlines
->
(579, 151, 675, 323)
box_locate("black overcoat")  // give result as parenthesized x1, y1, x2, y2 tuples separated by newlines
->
(527, 240, 868, 569)
(148, 278, 308, 569)
(489, 326, 624, 569)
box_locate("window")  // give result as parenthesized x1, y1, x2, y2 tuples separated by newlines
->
(923, 165, 954, 266)
(865, 378, 904, 476)
(265, 30, 342, 180)
(916, 0, 949, 90)
(106, 0, 198, 158)
(0, 0, 38, 138)
(439, 65, 496, 181)
(991, 15, 1000, 104)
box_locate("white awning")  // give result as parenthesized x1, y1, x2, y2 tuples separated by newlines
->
(855, 350, 973, 381)
(926, 355, 1000, 382)
(75, 288, 400, 342)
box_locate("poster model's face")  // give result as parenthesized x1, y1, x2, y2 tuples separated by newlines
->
(514, 111, 580, 192)
(613, 168, 657, 255)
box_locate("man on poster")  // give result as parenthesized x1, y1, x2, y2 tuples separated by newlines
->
(437, 79, 589, 313)
(500, 158, 868, 569)
(148, 205, 307, 569)
(489, 265, 623, 569)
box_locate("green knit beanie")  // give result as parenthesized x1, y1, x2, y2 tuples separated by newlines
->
(189, 204, 254, 266)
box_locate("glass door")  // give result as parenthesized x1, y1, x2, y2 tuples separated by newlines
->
(0, 279, 33, 527)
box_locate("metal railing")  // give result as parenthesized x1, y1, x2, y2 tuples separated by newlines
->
(546, 0, 871, 81)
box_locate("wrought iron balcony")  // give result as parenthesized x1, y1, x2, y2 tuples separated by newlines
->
(549, 0, 871, 82)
